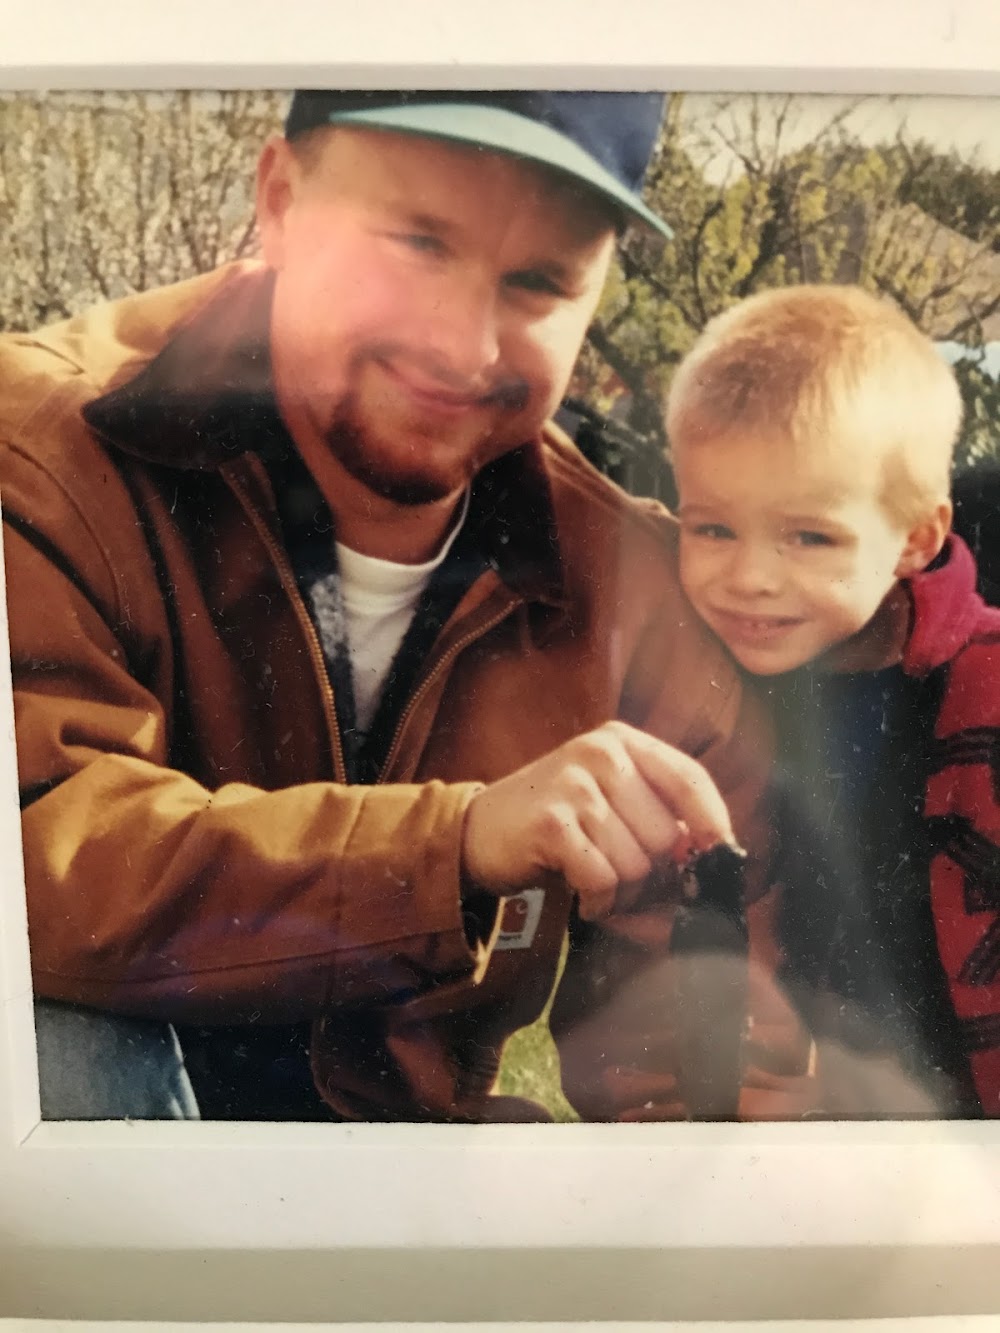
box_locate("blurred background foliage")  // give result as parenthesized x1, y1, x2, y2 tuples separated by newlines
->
(2, 90, 998, 496)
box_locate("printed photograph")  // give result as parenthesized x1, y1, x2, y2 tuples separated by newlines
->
(1, 89, 998, 1123)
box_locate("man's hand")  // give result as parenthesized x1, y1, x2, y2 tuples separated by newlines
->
(462, 720, 737, 921)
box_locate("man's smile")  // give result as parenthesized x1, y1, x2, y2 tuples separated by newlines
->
(375, 356, 492, 418)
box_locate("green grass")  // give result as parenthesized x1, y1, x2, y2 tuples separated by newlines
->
(494, 1012, 579, 1121)
(493, 932, 579, 1121)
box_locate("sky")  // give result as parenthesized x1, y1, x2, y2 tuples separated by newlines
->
(681, 92, 1000, 179)
(939, 340, 1000, 377)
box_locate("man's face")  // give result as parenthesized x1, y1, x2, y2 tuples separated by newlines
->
(258, 127, 616, 506)
(674, 429, 922, 676)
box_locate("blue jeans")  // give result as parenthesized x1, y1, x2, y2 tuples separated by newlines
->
(34, 999, 200, 1120)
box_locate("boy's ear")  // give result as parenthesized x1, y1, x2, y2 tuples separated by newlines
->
(895, 500, 952, 578)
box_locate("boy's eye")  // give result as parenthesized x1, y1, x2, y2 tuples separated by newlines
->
(791, 529, 836, 548)
(689, 522, 736, 540)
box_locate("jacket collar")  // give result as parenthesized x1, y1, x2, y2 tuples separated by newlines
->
(778, 533, 986, 680)
(903, 533, 989, 676)
(83, 264, 280, 471)
(82, 265, 565, 606)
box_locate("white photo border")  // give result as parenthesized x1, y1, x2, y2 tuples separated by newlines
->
(2, 0, 1000, 1323)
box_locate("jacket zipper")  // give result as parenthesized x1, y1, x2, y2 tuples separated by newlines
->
(225, 462, 522, 789)
(377, 595, 520, 782)
(223, 466, 348, 785)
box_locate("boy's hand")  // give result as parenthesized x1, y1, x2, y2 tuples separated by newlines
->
(461, 720, 737, 921)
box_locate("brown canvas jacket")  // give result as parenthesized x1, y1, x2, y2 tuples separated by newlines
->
(0, 261, 813, 1120)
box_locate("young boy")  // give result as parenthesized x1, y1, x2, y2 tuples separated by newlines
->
(667, 284, 1000, 1117)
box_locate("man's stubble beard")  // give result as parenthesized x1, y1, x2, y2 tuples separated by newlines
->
(322, 393, 520, 508)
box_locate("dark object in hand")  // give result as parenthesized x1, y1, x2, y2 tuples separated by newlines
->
(670, 843, 750, 1120)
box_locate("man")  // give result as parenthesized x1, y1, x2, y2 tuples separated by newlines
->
(2, 91, 780, 1122)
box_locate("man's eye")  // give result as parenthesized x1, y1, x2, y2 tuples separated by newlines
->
(505, 270, 566, 297)
(394, 233, 446, 256)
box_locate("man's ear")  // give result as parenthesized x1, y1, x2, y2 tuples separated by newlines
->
(895, 500, 953, 578)
(255, 134, 298, 270)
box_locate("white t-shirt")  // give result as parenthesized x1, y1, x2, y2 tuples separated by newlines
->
(335, 491, 471, 733)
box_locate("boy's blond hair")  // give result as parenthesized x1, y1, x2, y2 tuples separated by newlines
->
(665, 284, 963, 527)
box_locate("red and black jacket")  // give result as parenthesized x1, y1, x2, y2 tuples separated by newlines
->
(908, 535, 1000, 1113)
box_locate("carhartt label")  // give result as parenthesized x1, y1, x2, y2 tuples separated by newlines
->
(494, 887, 545, 950)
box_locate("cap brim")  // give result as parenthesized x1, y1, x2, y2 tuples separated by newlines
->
(315, 102, 672, 240)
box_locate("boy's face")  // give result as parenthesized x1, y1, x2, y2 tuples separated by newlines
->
(675, 429, 925, 676)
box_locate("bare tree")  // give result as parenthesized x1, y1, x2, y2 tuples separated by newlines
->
(582, 93, 1000, 473)
(0, 90, 287, 333)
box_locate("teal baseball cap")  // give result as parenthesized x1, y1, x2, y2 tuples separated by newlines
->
(284, 91, 672, 239)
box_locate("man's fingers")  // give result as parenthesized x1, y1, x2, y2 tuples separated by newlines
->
(460, 719, 738, 902)
(576, 884, 618, 922)
(544, 806, 622, 918)
(578, 801, 655, 885)
(593, 762, 686, 861)
(616, 725, 736, 850)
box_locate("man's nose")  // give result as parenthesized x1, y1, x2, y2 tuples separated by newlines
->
(724, 541, 783, 596)
(422, 274, 502, 386)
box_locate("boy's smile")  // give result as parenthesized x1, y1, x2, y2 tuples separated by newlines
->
(709, 608, 807, 651)
(674, 429, 926, 676)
